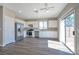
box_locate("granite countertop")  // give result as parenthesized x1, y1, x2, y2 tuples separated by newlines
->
(24, 27, 57, 31)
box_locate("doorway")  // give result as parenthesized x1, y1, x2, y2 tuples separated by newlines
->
(64, 11, 75, 53)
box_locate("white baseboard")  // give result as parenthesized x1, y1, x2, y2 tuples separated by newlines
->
(0, 44, 5, 47)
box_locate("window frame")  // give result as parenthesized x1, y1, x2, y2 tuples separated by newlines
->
(39, 20, 48, 29)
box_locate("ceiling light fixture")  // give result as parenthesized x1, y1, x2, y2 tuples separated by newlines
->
(34, 3, 54, 13)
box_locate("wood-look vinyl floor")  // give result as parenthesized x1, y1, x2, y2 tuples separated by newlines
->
(0, 38, 73, 55)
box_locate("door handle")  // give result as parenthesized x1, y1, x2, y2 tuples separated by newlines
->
(73, 31, 75, 35)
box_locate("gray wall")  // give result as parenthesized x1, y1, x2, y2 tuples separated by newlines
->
(0, 6, 3, 46)
(75, 7, 79, 54)
(58, 3, 79, 18)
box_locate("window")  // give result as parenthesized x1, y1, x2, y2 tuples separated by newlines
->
(39, 21, 48, 29)
(65, 13, 75, 27)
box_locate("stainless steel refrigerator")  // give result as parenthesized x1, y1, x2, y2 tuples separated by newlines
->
(15, 22, 24, 41)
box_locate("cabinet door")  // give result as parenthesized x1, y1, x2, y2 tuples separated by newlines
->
(4, 16, 15, 45)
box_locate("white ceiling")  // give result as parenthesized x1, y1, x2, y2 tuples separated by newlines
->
(0, 3, 67, 20)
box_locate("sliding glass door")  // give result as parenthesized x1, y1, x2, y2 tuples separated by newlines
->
(64, 12, 75, 53)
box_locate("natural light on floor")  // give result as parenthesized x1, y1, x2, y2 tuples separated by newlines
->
(48, 40, 72, 53)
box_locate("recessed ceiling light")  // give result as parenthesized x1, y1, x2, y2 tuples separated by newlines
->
(34, 9, 38, 13)
(18, 10, 22, 13)
(34, 9, 37, 11)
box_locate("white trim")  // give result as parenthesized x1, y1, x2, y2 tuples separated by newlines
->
(60, 8, 74, 20)
(0, 44, 5, 47)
